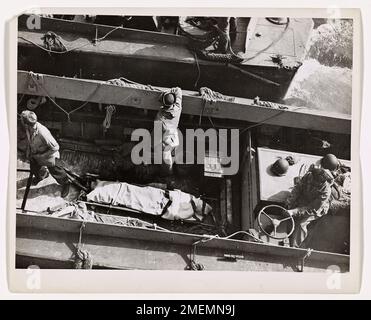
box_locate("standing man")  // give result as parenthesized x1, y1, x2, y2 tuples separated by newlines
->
(20, 110, 70, 198)
(154, 87, 182, 174)
(214, 17, 237, 54)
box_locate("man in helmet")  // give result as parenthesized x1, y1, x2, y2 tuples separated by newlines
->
(285, 165, 334, 247)
(321, 153, 339, 171)
(154, 87, 182, 173)
(19, 110, 70, 198)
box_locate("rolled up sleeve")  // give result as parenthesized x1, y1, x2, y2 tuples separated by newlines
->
(43, 131, 59, 152)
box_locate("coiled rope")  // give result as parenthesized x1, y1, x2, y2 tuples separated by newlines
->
(198, 86, 235, 126)
(107, 77, 162, 92)
(102, 105, 116, 132)
(253, 96, 289, 110)
(199, 87, 235, 104)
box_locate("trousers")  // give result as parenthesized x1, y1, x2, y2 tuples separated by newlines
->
(290, 214, 318, 248)
(30, 157, 69, 185)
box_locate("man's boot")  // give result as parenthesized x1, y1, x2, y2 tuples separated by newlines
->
(31, 170, 49, 186)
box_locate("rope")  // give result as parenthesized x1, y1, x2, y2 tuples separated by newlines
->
(239, 106, 304, 135)
(28, 71, 102, 122)
(18, 25, 124, 55)
(223, 230, 265, 243)
(74, 222, 93, 269)
(298, 248, 313, 272)
(107, 77, 162, 92)
(199, 87, 235, 104)
(198, 86, 235, 126)
(253, 96, 289, 110)
(188, 240, 206, 271)
(193, 51, 201, 89)
(19, 35, 92, 55)
(181, 20, 244, 64)
(93, 26, 122, 43)
(187, 230, 266, 270)
(102, 105, 116, 132)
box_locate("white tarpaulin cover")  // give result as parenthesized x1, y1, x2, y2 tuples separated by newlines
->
(86, 180, 212, 221)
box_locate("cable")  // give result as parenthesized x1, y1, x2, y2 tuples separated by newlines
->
(193, 51, 201, 89)
(191, 230, 266, 248)
(223, 230, 265, 243)
(239, 106, 304, 135)
(94, 25, 122, 42)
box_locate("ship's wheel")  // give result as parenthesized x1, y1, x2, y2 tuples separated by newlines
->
(258, 205, 295, 240)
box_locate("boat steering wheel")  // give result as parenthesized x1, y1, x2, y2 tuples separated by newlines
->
(258, 204, 295, 240)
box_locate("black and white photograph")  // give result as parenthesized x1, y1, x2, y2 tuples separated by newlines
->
(14, 11, 355, 276)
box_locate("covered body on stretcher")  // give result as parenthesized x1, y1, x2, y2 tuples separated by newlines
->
(86, 180, 213, 222)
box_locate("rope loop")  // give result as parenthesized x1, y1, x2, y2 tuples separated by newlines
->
(74, 222, 93, 269)
(103, 105, 116, 132)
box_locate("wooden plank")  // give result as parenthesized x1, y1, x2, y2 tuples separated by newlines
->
(18, 14, 189, 47)
(16, 226, 349, 272)
(18, 29, 194, 65)
(16, 212, 350, 268)
(17, 71, 351, 134)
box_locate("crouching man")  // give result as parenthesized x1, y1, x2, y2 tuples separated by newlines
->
(285, 165, 334, 248)
(20, 110, 70, 198)
(154, 87, 182, 174)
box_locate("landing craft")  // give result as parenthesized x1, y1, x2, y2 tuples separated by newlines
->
(16, 15, 351, 272)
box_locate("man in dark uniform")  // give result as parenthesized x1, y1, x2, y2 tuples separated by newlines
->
(19, 110, 70, 198)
